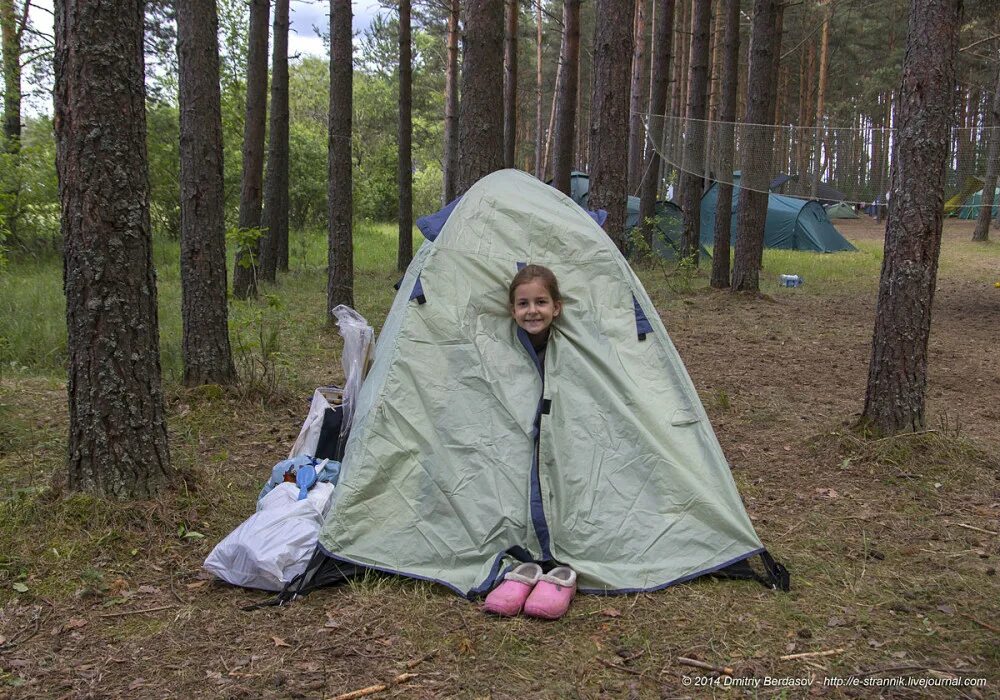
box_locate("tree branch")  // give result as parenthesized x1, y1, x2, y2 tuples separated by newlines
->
(961, 34, 1000, 53)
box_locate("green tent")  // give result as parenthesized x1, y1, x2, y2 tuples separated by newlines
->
(700, 176, 856, 253)
(825, 202, 860, 219)
(957, 189, 999, 220)
(302, 170, 785, 598)
(565, 171, 707, 259)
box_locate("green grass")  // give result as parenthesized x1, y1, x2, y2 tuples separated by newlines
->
(0, 222, 421, 383)
(688, 240, 886, 296)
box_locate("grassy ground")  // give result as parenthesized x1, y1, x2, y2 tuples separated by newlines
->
(1, 218, 998, 698)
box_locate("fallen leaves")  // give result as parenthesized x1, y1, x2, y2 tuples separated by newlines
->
(272, 636, 291, 648)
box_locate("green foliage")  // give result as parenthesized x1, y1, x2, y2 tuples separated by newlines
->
(226, 225, 265, 270)
(147, 103, 181, 238)
(230, 294, 287, 401)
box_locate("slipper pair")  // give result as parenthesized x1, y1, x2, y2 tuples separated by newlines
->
(483, 563, 577, 619)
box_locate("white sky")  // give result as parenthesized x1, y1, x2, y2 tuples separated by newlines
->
(21, 1, 383, 114)
(27, 0, 382, 59)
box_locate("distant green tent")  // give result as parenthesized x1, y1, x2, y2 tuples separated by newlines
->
(957, 189, 999, 220)
(700, 175, 856, 253)
(566, 171, 707, 259)
(825, 202, 860, 219)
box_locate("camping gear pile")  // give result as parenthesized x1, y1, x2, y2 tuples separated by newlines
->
(202, 307, 374, 591)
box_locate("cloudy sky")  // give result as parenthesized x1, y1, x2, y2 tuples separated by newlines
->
(26, 0, 384, 58)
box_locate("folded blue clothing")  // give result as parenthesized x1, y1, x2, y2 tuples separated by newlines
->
(258, 456, 341, 504)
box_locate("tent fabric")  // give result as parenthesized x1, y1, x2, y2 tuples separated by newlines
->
(956, 189, 999, 220)
(945, 176, 984, 216)
(825, 202, 860, 219)
(700, 178, 856, 253)
(564, 171, 706, 260)
(771, 173, 846, 204)
(316, 169, 771, 597)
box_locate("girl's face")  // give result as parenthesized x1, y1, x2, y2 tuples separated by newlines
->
(511, 279, 562, 340)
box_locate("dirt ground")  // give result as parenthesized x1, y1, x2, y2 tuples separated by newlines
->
(1, 218, 998, 699)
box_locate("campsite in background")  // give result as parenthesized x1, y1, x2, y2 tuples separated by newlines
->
(0, 0, 998, 696)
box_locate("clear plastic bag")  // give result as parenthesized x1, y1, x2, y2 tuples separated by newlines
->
(330, 305, 374, 443)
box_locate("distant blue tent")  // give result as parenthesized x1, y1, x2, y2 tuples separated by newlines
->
(700, 175, 856, 253)
(566, 171, 707, 259)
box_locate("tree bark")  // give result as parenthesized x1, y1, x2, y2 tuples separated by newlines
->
(55, 0, 173, 497)
(259, 0, 290, 281)
(639, 0, 675, 247)
(503, 0, 518, 169)
(973, 60, 1000, 242)
(232, 0, 270, 300)
(552, 0, 581, 195)
(730, 0, 775, 294)
(0, 0, 25, 242)
(534, 0, 544, 179)
(627, 0, 647, 192)
(679, 0, 711, 263)
(811, 0, 830, 199)
(457, 0, 504, 195)
(443, 0, 460, 202)
(588, 0, 635, 252)
(543, 56, 561, 179)
(0, 0, 21, 148)
(177, 0, 235, 386)
(328, 0, 354, 312)
(398, 0, 413, 271)
(860, 0, 961, 435)
(709, 0, 739, 289)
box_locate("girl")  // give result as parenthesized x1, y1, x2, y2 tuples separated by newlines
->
(508, 264, 562, 366)
(486, 264, 578, 620)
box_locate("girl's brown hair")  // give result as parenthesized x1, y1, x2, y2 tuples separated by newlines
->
(508, 264, 562, 306)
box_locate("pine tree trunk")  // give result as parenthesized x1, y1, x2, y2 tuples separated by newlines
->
(679, 0, 711, 263)
(860, 0, 961, 435)
(177, 0, 235, 386)
(457, 0, 504, 195)
(638, 0, 676, 247)
(730, 0, 775, 294)
(709, 0, 739, 289)
(232, 0, 270, 300)
(627, 0, 647, 192)
(811, 0, 830, 199)
(552, 0, 581, 195)
(55, 0, 173, 497)
(534, 0, 544, 179)
(398, 0, 413, 271)
(666, 0, 688, 184)
(588, 0, 634, 252)
(757, 0, 782, 269)
(259, 0, 290, 281)
(703, 3, 722, 186)
(0, 0, 23, 242)
(543, 57, 561, 178)
(973, 62, 1000, 242)
(443, 0, 460, 202)
(328, 0, 354, 312)
(0, 0, 20, 147)
(503, 0, 518, 168)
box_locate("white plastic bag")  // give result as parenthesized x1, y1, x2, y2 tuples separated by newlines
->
(288, 389, 334, 459)
(203, 482, 335, 591)
(330, 305, 374, 442)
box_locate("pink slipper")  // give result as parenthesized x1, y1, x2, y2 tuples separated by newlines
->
(523, 566, 577, 620)
(482, 563, 543, 616)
